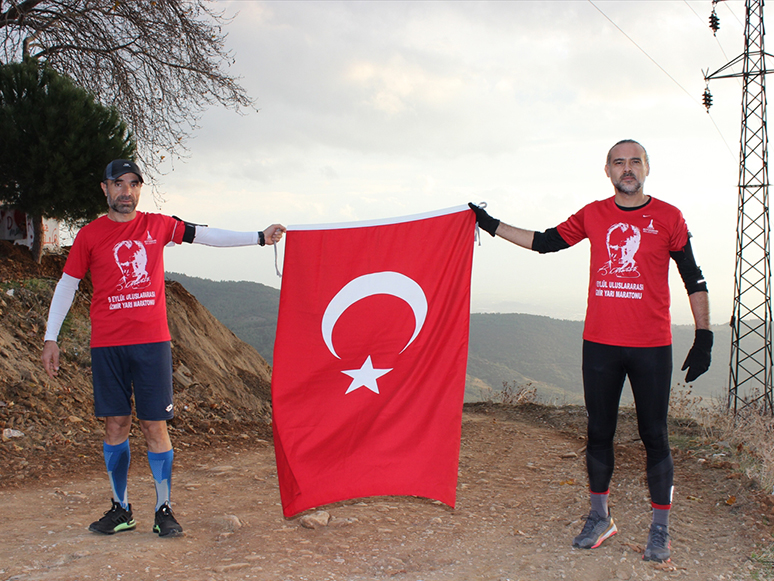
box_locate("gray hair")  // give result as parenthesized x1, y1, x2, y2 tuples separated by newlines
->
(606, 139, 649, 166)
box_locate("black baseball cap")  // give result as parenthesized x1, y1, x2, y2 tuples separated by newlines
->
(103, 159, 144, 183)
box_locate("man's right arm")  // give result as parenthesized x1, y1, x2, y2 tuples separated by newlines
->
(493, 222, 536, 249)
(42, 273, 81, 378)
(468, 203, 569, 253)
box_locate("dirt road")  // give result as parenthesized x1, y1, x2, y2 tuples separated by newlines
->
(1, 404, 771, 581)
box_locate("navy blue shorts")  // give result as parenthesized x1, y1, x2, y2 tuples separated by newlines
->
(91, 341, 174, 421)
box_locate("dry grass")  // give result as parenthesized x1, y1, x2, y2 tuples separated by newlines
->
(670, 385, 774, 496)
(707, 402, 774, 496)
(491, 382, 774, 494)
(494, 381, 539, 406)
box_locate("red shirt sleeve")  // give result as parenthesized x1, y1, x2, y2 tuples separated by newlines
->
(555, 205, 588, 247)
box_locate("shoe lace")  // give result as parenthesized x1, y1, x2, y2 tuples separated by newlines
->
(579, 511, 603, 535)
(649, 526, 668, 548)
(99, 502, 124, 522)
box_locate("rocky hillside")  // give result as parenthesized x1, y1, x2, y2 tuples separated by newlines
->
(0, 240, 273, 486)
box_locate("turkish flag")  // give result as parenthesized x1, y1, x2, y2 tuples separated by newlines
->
(271, 205, 476, 517)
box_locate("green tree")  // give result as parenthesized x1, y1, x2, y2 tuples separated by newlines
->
(0, 58, 135, 262)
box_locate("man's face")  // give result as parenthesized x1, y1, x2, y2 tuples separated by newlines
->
(101, 173, 142, 215)
(605, 143, 649, 196)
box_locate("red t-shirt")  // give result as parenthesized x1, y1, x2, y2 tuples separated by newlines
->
(556, 196, 689, 348)
(64, 212, 185, 348)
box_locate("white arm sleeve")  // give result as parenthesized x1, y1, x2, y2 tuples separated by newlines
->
(44, 273, 81, 342)
(192, 226, 260, 247)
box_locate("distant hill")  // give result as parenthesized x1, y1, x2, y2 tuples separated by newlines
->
(468, 313, 730, 406)
(466, 313, 585, 403)
(166, 272, 280, 365)
(166, 272, 731, 405)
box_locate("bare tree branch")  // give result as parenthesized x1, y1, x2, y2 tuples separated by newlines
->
(1, 1, 254, 192)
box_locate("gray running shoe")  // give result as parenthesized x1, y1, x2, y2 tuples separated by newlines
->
(89, 500, 136, 534)
(153, 503, 183, 537)
(643, 523, 671, 562)
(572, 510, 618, 549)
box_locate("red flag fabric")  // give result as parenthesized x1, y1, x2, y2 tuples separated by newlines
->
(271, 205, 476, 517)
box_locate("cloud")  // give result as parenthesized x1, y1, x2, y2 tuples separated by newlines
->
(151, 1, 746, 324)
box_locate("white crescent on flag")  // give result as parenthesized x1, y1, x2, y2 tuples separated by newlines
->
(320, 271, 428, 360)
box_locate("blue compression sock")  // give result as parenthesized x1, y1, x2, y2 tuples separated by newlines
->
(103, 440, 131, 509)
(147, 449, 174, 511)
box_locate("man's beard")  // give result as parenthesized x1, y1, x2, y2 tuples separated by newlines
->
(109, 197, 137, 214)
(614, 175, 642, 195)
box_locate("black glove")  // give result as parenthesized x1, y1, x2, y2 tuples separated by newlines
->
(468, 203, 500, 237)
(681, 329, 713, 382)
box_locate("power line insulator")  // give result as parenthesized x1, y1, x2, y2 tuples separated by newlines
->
(702, 87, 713, 111)
(709, 10, 720, 35)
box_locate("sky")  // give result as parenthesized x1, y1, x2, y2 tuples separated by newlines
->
(138, 0, 752, 326)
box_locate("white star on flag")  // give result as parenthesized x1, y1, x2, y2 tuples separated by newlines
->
(342, 356, 393, 394)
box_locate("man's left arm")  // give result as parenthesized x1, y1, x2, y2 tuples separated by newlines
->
(174, 220, 286, 247)
(671, 238, 712, 382)
(688, 290, 710, 331)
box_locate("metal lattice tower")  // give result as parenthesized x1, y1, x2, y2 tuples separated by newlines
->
(705, 0, 774, 413)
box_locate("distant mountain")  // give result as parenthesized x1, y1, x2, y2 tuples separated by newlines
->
(466, 313, 584, 403)
(166, 272, 731, 405)
(166, 272, 280, 364)
(467, 313, 730, 406)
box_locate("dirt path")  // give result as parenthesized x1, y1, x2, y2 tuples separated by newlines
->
(1, 405, 771, 581)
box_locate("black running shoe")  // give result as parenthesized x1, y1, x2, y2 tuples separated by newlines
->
(88, 500, 136, 534)
(153, 504, 183, 537)
(572, 510, 618, 549)
(643, 523, 671, 562)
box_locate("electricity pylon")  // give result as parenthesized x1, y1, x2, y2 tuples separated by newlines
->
(704, 0, 774, 413)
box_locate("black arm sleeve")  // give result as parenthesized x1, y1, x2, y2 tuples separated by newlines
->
(172, 215, 202, 244)
(531, 227, 571, 254)
(670, 237, 708, 295)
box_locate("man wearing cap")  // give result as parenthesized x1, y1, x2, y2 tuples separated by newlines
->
(41, 159, 285, 538)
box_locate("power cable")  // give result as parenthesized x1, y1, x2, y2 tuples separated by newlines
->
(587, 0, 736, 160)
(683, 0, 737, 68)
(587, 0, 699, 105)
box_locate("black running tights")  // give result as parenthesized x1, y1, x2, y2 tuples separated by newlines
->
(582, 340, 674, 507)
